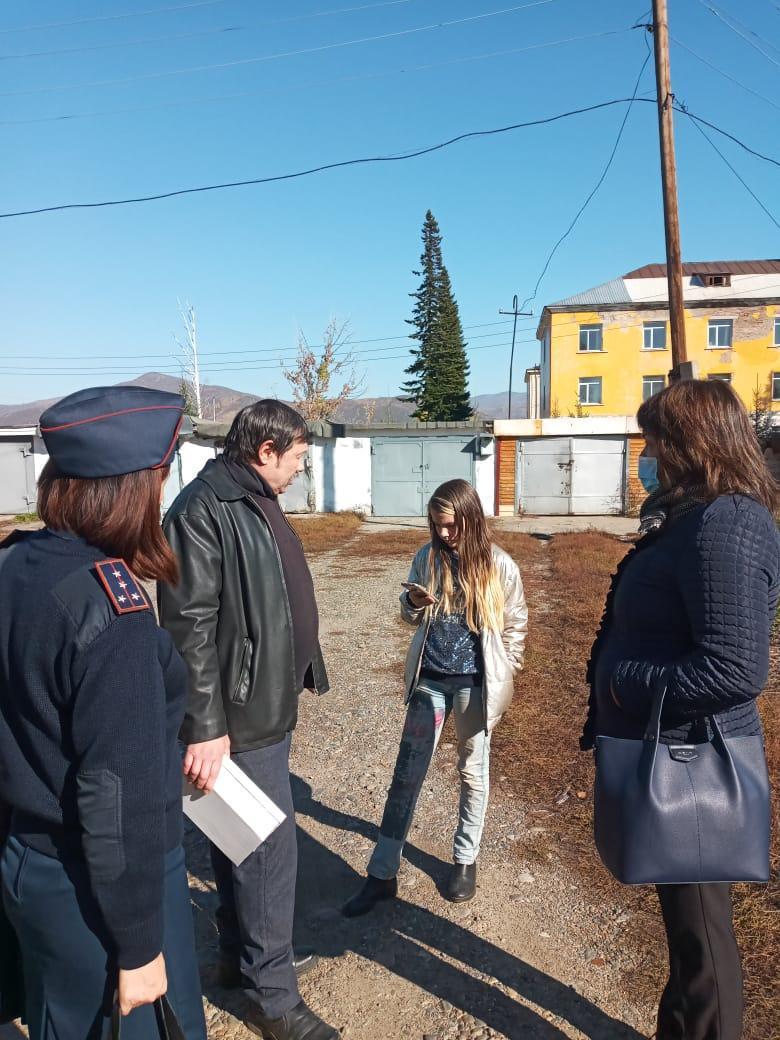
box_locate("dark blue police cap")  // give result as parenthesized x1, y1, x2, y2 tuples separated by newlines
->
(40, 385, 185, 478)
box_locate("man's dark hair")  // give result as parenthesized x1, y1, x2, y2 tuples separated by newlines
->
(223, 399, 309, 464)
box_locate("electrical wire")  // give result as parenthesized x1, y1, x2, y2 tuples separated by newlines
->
(517, 46, 652, 314)
(0, 0, 232, 35)
(671, 35, 780, 113)
(0, 322, 517, 362)
(676, 105, 780, 169)
(682, 111, 780, 231)
(0, 1, 421, 60)
(0, 28, 631, 128)
(1, 0, 558, 98)
(0, 96, 659, 220)
(9, 277, 780, 374)
(0, 25, 243, 61)
(696, 0, 780, 70)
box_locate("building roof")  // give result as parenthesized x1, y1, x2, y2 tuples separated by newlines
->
(545, 277, 631, 308)
(623, 260, 780, 278)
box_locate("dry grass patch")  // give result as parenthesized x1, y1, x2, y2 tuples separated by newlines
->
(288, 511, 363, 555)
(493, 530, 780, 1037)
(337, 527, 429, 563)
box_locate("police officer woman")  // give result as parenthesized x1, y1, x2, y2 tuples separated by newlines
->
(0, 387, 207, 1039)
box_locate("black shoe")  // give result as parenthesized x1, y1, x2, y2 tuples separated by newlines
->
(293, 948, 320, 976)
(341, 875, 397, 918)
(245, 999, 339, 1040)
(444, 863, 477, 903)
(218, 949, 320, 989)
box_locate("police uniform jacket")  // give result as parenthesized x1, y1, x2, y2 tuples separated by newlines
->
(0, 529, 187, 970)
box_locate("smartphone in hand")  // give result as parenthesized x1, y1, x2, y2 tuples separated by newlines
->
(401, 581, 438, 603)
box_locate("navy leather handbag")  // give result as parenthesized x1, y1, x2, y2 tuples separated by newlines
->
(594, 685, 770, 885)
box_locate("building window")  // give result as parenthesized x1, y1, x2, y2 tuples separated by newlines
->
(707, 373, 732, 383)
(642, 375, 665, 400)
(708, 318, 733, 349)
(704, 273, 731, 287)
(773, 373, 780, 402)
(579, 377, 602, 405)
(774, 317, 780, 347)
(643, 321, 667, 351)
(579, 324, 603, 352)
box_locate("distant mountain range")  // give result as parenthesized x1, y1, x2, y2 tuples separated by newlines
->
(0, 373, 527, 427)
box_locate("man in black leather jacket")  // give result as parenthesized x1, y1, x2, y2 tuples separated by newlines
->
(160, 400, 337, 1040)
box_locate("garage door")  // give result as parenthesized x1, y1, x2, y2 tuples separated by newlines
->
(0, 439, 36, 515)
(517, 437, 625, 515)
(371, 436, 475, 516)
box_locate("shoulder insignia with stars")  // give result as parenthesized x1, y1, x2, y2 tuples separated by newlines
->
(93, 559, 151, 615)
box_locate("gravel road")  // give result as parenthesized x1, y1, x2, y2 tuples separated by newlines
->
(188, 545, 656, 1040)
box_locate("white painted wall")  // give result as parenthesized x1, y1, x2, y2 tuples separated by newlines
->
(626, 273, 780, 304)
(474, 440, 496, 516)
(312, 436, 371, 514)
(494, 416, 640, 437)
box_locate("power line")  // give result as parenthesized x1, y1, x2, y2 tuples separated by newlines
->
(0, 0, 232, 35)
(0, 321, 517, 362)
(677, 105, 780, 169)
(682, 110, 780, 231)
(0, 25, 243, 61)
(0, 336, 533, 377)
(1, 0, 558, 98)
(518, 46, 652, 313)
(0, 1, 421, 60)
(0, 28, 631, 128)
(696, 0, 780, 70)
(672, 34, 780, 113)
(0, 96, 656, 220)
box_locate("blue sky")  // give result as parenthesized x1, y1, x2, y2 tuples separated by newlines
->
(1, 0, 779, 406)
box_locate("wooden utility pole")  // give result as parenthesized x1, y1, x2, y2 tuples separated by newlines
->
(499, 294, 532, 419)
(651, 0, 692, 380)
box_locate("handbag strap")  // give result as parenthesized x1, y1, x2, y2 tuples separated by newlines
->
(111, 995, 185, 1040)
(643, 678, 728, 752)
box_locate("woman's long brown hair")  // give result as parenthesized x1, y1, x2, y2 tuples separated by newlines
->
(37, 462, 179, 584)
(425, 479, 504, 633)
(637, 379, 778, 512)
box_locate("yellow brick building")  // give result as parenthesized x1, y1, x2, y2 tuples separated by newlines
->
(536, 260, 780, 418)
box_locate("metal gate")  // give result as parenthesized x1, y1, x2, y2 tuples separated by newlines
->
(0, 438, 36, 515)
(517, 437, 625, 515)
(279, 456, 315, 513)
(371, 436, 476, 516)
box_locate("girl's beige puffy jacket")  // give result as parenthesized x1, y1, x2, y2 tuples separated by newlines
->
(400, 543, 528, 732)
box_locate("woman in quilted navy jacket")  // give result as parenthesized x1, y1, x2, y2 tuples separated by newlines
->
(584, 379, 779, 1040)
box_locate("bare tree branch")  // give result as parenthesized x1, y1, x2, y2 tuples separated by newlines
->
(281, 319, 365, 421)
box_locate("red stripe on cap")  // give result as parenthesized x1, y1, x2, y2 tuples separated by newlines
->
(40, 404, 182, 433)
(152, 414, 184, 470)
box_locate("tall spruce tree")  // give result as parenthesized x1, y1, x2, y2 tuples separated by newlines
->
(401, 211, 472, 421)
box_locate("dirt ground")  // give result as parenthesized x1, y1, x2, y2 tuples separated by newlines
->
(187, 536, 656, 1040)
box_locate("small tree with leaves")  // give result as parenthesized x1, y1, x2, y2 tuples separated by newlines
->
(401, 211, 472, 421)
(282, 319, 364, 421)
(178, 375, 199, 417)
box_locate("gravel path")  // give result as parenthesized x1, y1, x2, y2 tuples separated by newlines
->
(189, 547, 657, 1040)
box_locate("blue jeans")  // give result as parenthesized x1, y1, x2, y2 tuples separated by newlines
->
(1, 838, 206, 1040)
(368, 678, 491, 879)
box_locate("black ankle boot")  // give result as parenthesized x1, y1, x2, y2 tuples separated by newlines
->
(245, 1000, 338, 1039)
(342, 875, 397, 917)
(444, 863, 476, 903)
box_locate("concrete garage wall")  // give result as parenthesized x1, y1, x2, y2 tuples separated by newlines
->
(312, 437, 371, 515)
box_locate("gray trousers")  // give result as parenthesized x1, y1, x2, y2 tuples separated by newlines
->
(210, 733, 300, 1019)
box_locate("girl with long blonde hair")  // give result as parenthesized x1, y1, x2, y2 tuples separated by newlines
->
(343, 479, 527, 913)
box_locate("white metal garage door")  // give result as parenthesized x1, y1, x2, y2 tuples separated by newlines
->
(517, 437, 625, 515)
(371, 436, 475, 516)
(0, 439, 36, 515)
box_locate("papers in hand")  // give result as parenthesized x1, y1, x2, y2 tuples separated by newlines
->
(182, 756, 286, 866)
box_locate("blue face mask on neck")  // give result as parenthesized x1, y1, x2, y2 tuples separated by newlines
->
(638, 456, 661, 494)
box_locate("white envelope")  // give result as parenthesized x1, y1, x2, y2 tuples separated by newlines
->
(182, 756, 286, 866)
